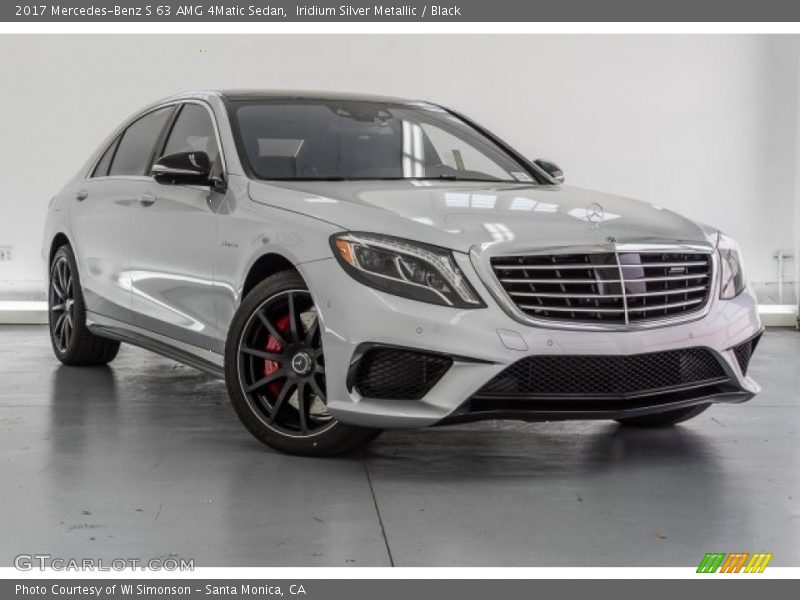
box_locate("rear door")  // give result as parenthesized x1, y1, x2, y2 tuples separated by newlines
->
(129, 101, 226, 350)
(70, 106, 173, 324)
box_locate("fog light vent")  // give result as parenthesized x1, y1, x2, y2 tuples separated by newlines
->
(353, 347, 452, 400)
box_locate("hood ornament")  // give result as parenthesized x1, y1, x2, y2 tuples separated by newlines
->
(586, 202, 604, 229)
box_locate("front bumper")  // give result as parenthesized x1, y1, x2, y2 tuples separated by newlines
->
(299, 256, 763, 429)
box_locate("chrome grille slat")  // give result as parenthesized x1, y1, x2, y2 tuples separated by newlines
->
(496, 261, 708, 270)
(500, 278, 623, 284)
(508, 285, 708, 299)
(491, 249, 713, 325)
(627, 298, 704, 312)
(519, 304, 626, 313)
(499, 274, 708, 284)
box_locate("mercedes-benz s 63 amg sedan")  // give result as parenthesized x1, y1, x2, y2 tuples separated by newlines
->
(43, 91, 763, 455)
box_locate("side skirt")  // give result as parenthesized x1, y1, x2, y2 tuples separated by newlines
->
(86, 312, 225, 379)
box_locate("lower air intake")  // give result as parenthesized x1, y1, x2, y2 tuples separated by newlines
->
(732, 333, 762, 376)
(353, 347, 452, 400)
(477, 348, 727, 398)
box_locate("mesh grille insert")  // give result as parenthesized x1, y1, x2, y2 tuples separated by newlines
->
(491, 250, 713, 325)
(477, 348, 727, 398)
(354, 347, 452, 400)
(732, 333, 762, 376)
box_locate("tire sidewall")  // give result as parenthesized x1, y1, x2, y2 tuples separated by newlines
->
(49, 245, 88, 362)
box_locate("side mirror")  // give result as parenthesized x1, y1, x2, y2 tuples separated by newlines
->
(152, 151, 211, 186)
(533, 159, 564, 184)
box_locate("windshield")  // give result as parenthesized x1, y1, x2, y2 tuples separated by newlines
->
(230, 99, 537, 183)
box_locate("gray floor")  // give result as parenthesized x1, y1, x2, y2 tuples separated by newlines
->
(0, 325, 798, 567)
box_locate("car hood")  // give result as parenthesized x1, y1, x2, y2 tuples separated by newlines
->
(248, 180, 714, 254)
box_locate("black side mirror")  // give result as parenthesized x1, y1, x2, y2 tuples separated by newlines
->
(152, 151, 211, 186)
(533, 159, 564, 184)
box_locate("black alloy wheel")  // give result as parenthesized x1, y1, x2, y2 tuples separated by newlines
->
(237, 289, 333, 437)
(50, 254, 76, 353)
(224, 270, 380, 456)
(47, 245, 120, 365)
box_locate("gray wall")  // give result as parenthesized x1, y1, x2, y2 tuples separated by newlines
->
(1, 35, 798, 301)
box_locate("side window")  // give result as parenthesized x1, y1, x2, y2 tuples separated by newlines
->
(91, 135, 120, 178)
(108, 107, 172, 177)
(161, 103, 220, 171)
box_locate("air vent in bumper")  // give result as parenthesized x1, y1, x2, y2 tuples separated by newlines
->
(475, 348, 727, 398)
(732, 332, 762, 376)
(351, 346, 452, 400)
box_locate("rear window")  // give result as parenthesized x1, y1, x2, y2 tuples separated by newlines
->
(91, 135, 120, 178)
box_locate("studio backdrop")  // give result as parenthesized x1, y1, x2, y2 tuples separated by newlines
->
(1, 34, 798, 303)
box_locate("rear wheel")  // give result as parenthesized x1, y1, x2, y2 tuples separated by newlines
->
(616, 404, 709, 427)
(48, 245, 120, 366)
(224, 271, 380, 456)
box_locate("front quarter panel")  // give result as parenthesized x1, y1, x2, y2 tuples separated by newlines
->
(212, 176, 342, 352)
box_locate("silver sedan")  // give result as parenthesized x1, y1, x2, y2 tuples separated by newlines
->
(43, 91, 763, 455)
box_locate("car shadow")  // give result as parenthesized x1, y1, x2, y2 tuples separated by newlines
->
(364, 420, 721, 480)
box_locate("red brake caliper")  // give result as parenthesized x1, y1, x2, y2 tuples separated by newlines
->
(264, 314, 291, 397)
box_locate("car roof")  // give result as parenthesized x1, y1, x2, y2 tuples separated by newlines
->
(215, 89, 416, 103)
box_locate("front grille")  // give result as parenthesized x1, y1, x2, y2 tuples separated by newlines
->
(476, 348, 727, 398)
(353, 347, 452, 400)
(732, 333, 762, 375)
(491, 250, 713, 325)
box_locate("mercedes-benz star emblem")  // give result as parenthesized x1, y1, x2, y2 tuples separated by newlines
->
(291, 352, 313, 376)
(586, 202, 604, 229)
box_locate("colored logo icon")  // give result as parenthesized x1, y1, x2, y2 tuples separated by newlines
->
(697, 552, 773, 573)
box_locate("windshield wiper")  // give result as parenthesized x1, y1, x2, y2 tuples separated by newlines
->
(268, 176, 354, 181)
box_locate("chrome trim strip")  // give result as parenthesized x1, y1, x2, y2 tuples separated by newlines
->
(151, 165, 205, 177)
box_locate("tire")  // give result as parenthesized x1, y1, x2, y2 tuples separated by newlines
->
(224, 270, 381, 456)
(48, 245, 121, 366)
(616, 404, 709, 427)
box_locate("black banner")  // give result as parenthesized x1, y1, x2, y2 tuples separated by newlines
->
(3, 579, 799, 600)
(4, 0, 800, 22)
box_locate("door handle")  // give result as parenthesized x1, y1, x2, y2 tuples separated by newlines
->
(139, 193, 156, 207)
(76, 190, 88, 201)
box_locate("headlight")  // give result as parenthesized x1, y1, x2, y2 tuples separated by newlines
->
(718, 233, 746, 299)
(331, 232, 484, 308)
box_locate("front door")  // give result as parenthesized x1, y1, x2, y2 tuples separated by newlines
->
(129, 102, 226, 350)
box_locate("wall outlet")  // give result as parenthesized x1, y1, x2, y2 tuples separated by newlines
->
(0, 247, 13, 261)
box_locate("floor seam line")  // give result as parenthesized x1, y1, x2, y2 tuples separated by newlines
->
(361, 451, 395, 567)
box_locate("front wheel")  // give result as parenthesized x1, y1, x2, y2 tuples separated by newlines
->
(616, 404, 709, 427)
(224, 271, 380, 456)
